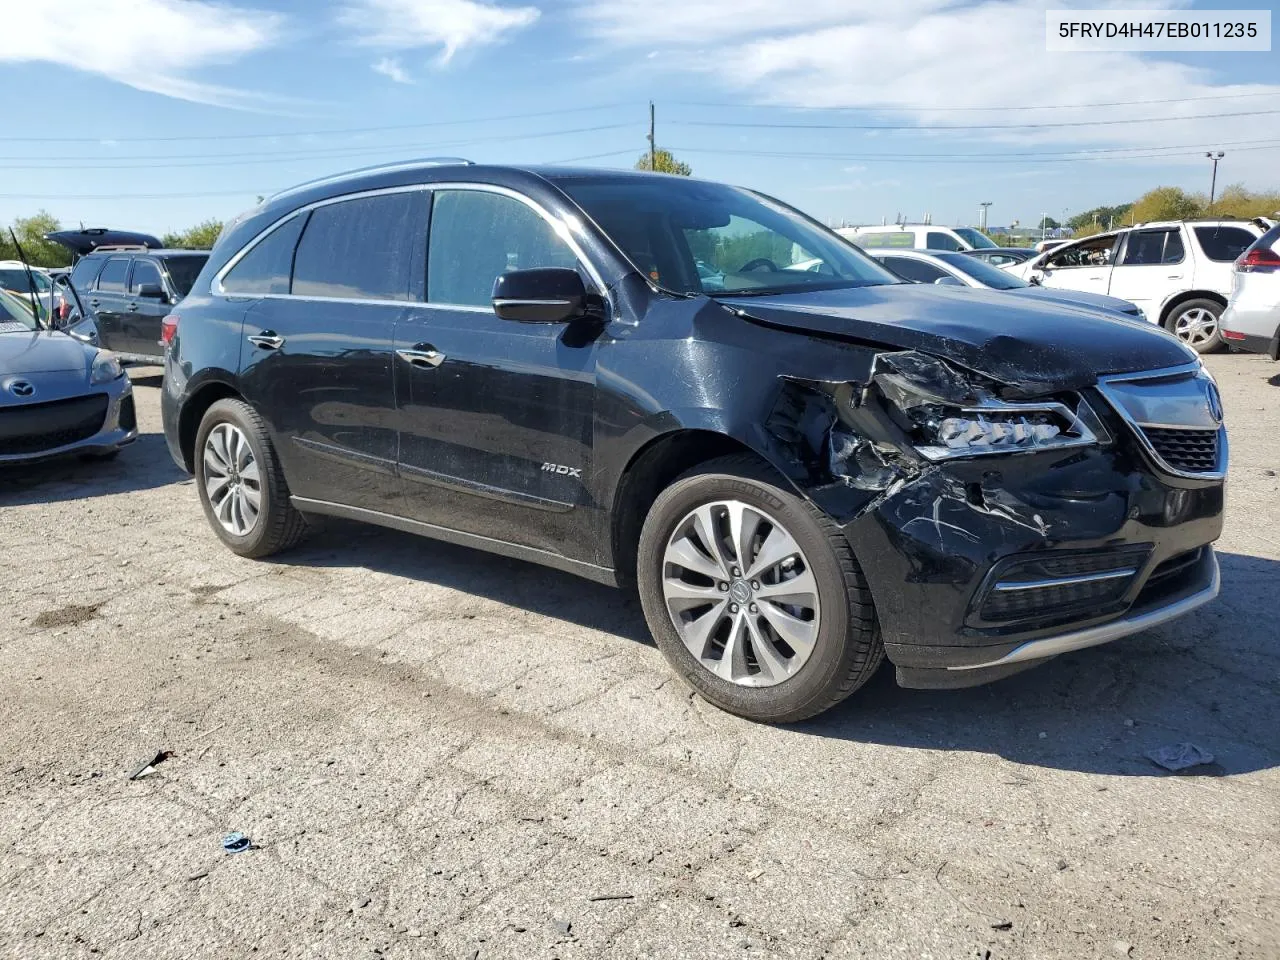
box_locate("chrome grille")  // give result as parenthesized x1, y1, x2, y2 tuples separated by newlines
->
(1096, 364, 1226, 479)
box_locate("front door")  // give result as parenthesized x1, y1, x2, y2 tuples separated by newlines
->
(1106, 227, 1186, 320)
(231, 189, 428, 513)
(394, 187, 600, 557)
(1034, 233, 1118, 296)
(120, 258, 171, 357)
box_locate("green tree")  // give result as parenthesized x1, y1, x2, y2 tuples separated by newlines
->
(0, 211, 71, 268)
(1128, 187, 1204, 224)
(1068, 203, 1131, 232)
(162, 218, 224, 250)
(1205, 183, 1280, 219)
(635, 148, 692, 176)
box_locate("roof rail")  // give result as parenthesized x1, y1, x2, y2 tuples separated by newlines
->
(92, 244, 149, 253)
(267, 156, 476, 204)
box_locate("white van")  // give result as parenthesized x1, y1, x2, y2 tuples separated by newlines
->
(837, 224, 998, 252)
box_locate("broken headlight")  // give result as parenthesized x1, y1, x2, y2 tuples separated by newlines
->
(870, 352, 1105, 462)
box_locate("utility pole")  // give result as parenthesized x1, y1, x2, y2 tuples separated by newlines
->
(1206, 151, 1225, 211)
(978, 201, 992, 232)
(648, 101, 656, 172)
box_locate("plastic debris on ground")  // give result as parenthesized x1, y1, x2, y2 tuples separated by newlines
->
(1146, 742, 1215, 772)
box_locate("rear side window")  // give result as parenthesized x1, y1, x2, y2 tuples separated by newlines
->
(858, 232, 913, 248)
(427, 190, 578, 306)
(129, 260, 163, 293)
(883, 257, 948, 283)
(291, 192, 425, 301)
(926, 232, 963, 252)
(1120, 229, 1184, 266)
(70, 257, 104, 292)
(161, 255, 208, 297)
(96, 258, 130, 292)
(221, 215, 306, 295)
(1194, 226, 1258, 262)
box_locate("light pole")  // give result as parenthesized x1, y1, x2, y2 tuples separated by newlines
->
(1206, 151, 1225, 211)
(978, 201, 992, 233)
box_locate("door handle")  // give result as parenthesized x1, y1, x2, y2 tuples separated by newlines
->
(1167, 275, 1183, 280)
(247, 331, 285, 350)
(89, 299, 100, 307)
(127, 302, 138, 310)
(396, 346, 445, 368)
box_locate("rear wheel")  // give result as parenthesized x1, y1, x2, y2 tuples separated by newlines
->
(637, 455, 883, 723)
(1165, 298, 1224, 354)
(194, 398, 308, 558)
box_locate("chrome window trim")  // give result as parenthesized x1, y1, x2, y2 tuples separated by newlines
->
(212, 181, 610, 310)
(1097, 361, 1227, 481)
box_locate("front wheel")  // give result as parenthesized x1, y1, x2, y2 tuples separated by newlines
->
(1165, 298, 1224, 354)
(194, 398, 308, 558)
(637, 455, 883, 723)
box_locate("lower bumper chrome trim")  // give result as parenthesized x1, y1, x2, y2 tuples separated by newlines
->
(948, 547, 1220, 671)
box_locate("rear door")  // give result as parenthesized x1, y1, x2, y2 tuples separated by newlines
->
(88, 257, 131, 351)
(234, 188, 428, 514)
(1106, 227, 1186, 319)
(120, 258, 170, 358)
(393, 185, 600, 556)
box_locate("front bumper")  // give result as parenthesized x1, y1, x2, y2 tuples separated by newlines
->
(0, 379, 136, 464)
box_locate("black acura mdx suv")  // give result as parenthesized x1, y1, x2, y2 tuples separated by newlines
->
(163, 161, 1225, 722)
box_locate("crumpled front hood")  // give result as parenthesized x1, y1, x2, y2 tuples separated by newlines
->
(718, 284, 1194, 393)
(0, 329, 93, 375)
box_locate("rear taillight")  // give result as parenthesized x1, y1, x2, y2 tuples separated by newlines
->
(160, 313, 179, 347)
(1236, 247, 1280, 272)
(1223, 329, 1246, 341)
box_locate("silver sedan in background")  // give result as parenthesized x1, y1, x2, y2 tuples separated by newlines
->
(0, 280, 137, 464)
(1223, 224, 1280, 360)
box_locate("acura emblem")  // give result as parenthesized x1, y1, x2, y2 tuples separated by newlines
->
(8, 380, 34, 397)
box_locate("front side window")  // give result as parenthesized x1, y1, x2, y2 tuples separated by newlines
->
(427, 190, 579, 306)
(553, 176, 898, 296)
(926, 232, 964, 252)
(1045, 234, 1118, 269)
(221, 215, 306, 295)
(96, 258, 130, 292)
(952, 227, 997, 250)
(882, 257, 949, 284)
(1120, 229, 1183, 266)
(129, 260, 163, 293)
(293, 192, 425, 301)
(1194, 226, 1258, 262)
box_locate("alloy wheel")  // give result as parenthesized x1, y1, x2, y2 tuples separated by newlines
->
(203, 422, 262, 537)
(1173, 307, 1219, 347)
(661, 500, 820, 687)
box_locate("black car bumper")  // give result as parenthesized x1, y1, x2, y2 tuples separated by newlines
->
(1226, 330, 1280, 361)
(840, 442, 1224, 688)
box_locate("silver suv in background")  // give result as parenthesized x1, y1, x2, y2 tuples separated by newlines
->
(1223, 224, 1280, 359)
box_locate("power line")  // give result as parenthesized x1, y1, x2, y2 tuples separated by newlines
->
(0, 102, 634, 144)
(663, 140, 1280, 164)
(667, 107, 1280, 131)
(667, 89, 1280, 112)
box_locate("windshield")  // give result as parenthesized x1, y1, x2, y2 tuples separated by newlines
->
(161, 255, 208, 297)
(0, 288, 41, 331)
(952, 227, 997, 250)
(934, 252, 1028, 290)
(553, 177, 899, 296)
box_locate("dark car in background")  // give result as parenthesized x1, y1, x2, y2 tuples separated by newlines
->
(66, 250, 208, 362)
(162, 161, 1225, 723)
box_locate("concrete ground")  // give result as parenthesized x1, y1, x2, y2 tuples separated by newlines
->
(1, 354, 1277, 960)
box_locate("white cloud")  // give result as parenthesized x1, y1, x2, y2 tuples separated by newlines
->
(0, 0, 286, 111)
(578, 0, 1280, 182)
(373, 57, 413, 83)
(340, 0, 540, 64)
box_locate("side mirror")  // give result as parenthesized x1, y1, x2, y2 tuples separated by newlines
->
(492, 268, 586, 323)
(135, 283, 168, 301)
(1028, 272, 1044, 286)
(933, 276, 964, 286)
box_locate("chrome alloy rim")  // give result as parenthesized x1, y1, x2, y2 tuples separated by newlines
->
(203, 423, 262, 537)
(1173, 307, 1219, 347)
(661, 500, 820, 687)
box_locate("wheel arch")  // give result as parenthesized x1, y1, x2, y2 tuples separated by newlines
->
(1158, 289, 1227, 326)
(178, 379, 242, 472)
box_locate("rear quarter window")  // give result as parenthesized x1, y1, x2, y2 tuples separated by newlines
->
(1194, 226, 1260, 262)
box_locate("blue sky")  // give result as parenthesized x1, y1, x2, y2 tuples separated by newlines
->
(2, 0, 1277, 237)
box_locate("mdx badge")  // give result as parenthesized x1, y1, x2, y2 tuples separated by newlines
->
(542, 462, 582, 478)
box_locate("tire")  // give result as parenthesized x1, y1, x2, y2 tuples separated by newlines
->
(194, 398, 308, 558)
(637, 454, 883, 723)
(1164, 298, 1224, 354)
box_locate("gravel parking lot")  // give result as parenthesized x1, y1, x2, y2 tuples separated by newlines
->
(2, 355, 1278, 960)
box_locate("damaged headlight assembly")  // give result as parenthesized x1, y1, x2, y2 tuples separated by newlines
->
(869, 352, 1107, 462)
